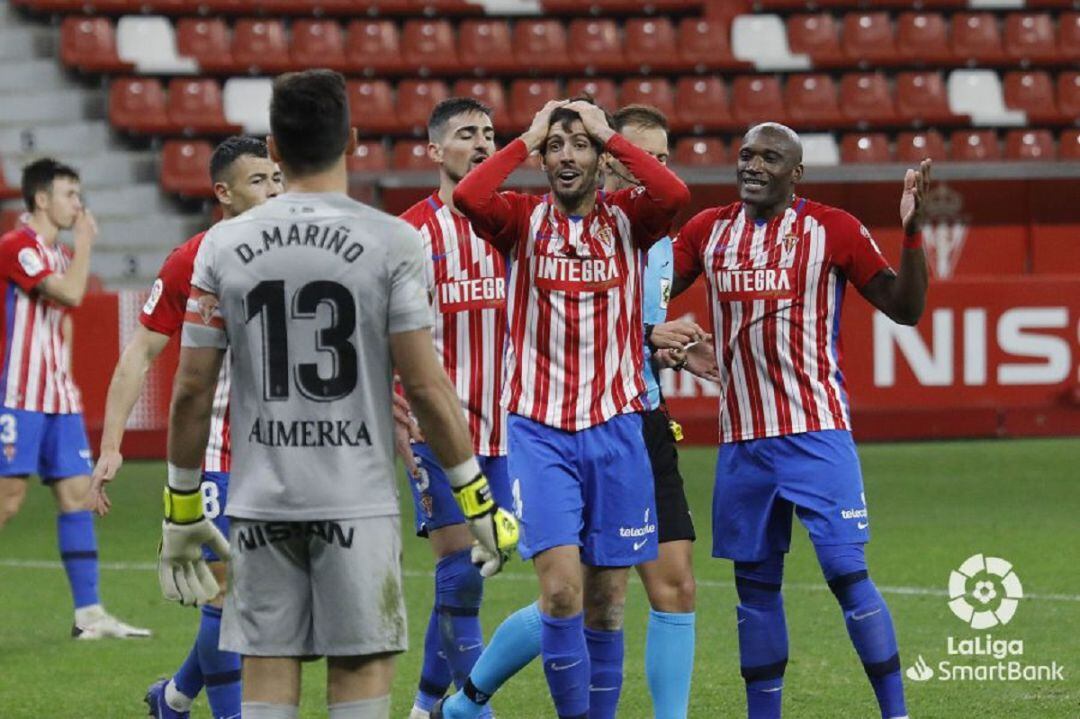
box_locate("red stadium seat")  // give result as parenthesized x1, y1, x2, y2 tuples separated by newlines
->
(784, 74, 843, 129)
(348, 80, 397, 135)
(196, 0, 258, 13)
(568, 19, 624, 74)
(109, 78, 171, 135)
(678, 17, 737, 70)
(674, 76, 732, 133)
(345, 20, 406, 76)
(513, 19, 572, 74)
(176, 18, 234, 73)
(260, 0, 316, 14)
(451, 79, 508, 121)
(458, 19, 515, 75)
(949, 130, 1002, 161)
(402, 19, 460, 75)
(60, 17, 132, 74)
(896, 130, 947, 163)
(1061, 12, 1080, 62)
(896, 12, 952, 65)
(1004, 13, 1057, 63)
(619, 78, 676, 122)
(1005, 129, 1056, 160)
(672, 137, 728, 166)
(896, 72, 960, 127)
(786, 13, 843, 67)
(291, 19, 346, 72)
(731, 75, 784, 127)
(842, 12, 897, 65)
(392, 140, 433, 171)
(951, 13, 1005, 64)
(232, 19, 292, 74)
(396, 80, 450, 134)
(839, 73, 897, 127)
(565, 78, 618, 112)
(1003, 71, 1060, 123)
(840, 133, 892, 164)
(1060, 129, 1080, 160)
(161, 140, 214, 198)
(167, 78, 241, 135)
(624, 17, 680, 73)
(508, 79, 562, 133)
(347, 141, 389, 173)
(1058, 72, 1080, 120)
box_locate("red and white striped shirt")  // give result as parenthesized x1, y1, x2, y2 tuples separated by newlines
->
(674, 198, 891, 443)
(455, 136, 689, 431)
(401, 192, 508, 456)
(141, 231, 231, 472)
(0, 226, 81, 413)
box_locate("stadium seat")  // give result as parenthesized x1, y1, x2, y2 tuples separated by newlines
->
(0, 163, 20, 201)
(160, 140, 213, 198)
(800, 133, 840, 166)
(678, 17, 738, 71)
(1058, 72, 1080, 121)
(116, 16, 197, 74)
(176, 18, 234, 73)
(402, 19, 460, 75)
(508, 79, 562, 132)
(947, 70, 1024, 126)
(896, 130, 947, 163)
(347, 141, 389, 173)
(731, 14, 810, 71)
(951, 13, 1006, 64)
(1003, 71, 1060, 124)
(840, 133, 891, 164)
(451, 79, 508, 120)
(731, 75, 784, 127)
(839, 73, 897, 127)
(60, 17, 132, 74)
(392, 140, 432, 171)
(786, 13, 844, 67)
(784, 74, 843, 129)
(619, 78, 676, 123)
(348, 80, 397, 135)
(949, 130, 1002, 161)
(458, 19, 515, 75)
(1004, 13, 1057, 63)
(513, 19, 572, 74)
(1005, 129, 1055, 160)
(672, 136, 727, 166)
(1060, 129, 1080, 160)
(232, 19, 292, 75)
(565, 78, 618, 111)
(842, 12, 897, 65)
(568, 19, 624, 73)
(345, 20, 406, 76)
(1061, 12, 1080, 62)
(896, 72, 961, 127)
(167, 78, 241, 135)
(108, 78, 172, 135)
(674, 76, 733, 133)
(896, 12, 952, 66)
(397, 80, 450, 134)
(222, 77, 272, 134)
(291, 19, 346, 72)
(624, 17, 680, 73)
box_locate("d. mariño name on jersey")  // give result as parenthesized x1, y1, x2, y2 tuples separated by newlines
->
(233, 222, 365, 264)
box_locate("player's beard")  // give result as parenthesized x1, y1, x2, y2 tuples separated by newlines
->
(549, 169, 598, 212)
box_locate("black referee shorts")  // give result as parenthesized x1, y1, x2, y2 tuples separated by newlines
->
(642, 407, 696, 544)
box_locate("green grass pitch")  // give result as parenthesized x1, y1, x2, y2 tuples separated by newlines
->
(1, 438, 1077, 718)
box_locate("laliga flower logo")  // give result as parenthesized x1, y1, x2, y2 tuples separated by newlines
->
(948, 554, 1023, 629)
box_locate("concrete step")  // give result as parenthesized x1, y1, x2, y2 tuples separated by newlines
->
(2, 150, 158, 191)
(0, 29, 49, 60)
(92, 246, 173, 286)
(96, 215, 202, 251)
(0, 58, 70, 92)
(0, 120, 112, 156)
(86, 183, 175, 217)
(0, 88, 102, 126)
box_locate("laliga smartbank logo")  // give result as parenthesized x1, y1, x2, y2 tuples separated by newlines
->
(905, 554, 1065, 684)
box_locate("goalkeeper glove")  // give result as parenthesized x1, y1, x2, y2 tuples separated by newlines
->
(448, 460, 519, 578)
(159, 475, 230, 606)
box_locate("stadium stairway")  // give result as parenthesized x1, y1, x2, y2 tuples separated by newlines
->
(0, 0, 202, 288)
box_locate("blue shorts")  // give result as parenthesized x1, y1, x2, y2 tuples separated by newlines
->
(712, 429, 870, 562)
(407, 443, 513, 537)
(509, 412, 657, 568)
(200, 471, 230, 562)
(0, 408, 92, 481)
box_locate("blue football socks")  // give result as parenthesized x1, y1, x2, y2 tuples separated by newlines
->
(734, 554, 788, 719)
(435, 550, 486, 688)
(415, 605, 453, 712)
(171, 643, 204, 704)
(57, 510, 99, 609)
(197, 605, 241, 719)
(541, 611, 590, 719)
(584, 627, 623, 719)
(645, 609, 695, 719)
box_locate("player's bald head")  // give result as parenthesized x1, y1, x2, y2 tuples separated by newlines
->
(743, 123, 803, 164)
(737, 123, 805, 220)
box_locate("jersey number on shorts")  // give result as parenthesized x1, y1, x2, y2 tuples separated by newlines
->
(201, 480, 221, 519)
(246, 280, 358, 402)
(0, 414, 16, 444)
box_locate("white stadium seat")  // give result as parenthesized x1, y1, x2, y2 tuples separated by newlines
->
(947, 70, 1025, 126)
(731, 14, 811, 72)
(223, 77, 273, 135)
(116, 16, 197, 75)
(800, 133, 841, 166)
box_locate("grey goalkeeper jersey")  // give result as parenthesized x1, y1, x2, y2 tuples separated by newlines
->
(183, 192, 432, 521)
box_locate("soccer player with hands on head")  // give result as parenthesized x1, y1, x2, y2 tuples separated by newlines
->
(671, 122, 930, 719)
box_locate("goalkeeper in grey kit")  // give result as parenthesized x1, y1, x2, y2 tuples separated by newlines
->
(157, 69, 519, 719)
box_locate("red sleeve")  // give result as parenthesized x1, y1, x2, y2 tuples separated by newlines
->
(604, 133, 691, 249)
(824, 209, 892, 289)
(453, 139, 538, 254)
(0, 233, 54, 293)
(139, 246, 193, 336)
(672, 209, 717, 284)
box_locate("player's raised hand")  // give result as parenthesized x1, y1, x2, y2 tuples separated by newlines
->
(72, 208, 97, 248)
(901, 158, 931, 237)
(521, 99, 568, 153)
(88, 450, 123, 516)
(650, 319, 710, 350)
(563, 100, 616, 144)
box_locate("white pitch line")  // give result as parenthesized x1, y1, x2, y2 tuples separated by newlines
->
(3, 558, 1078, 603)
